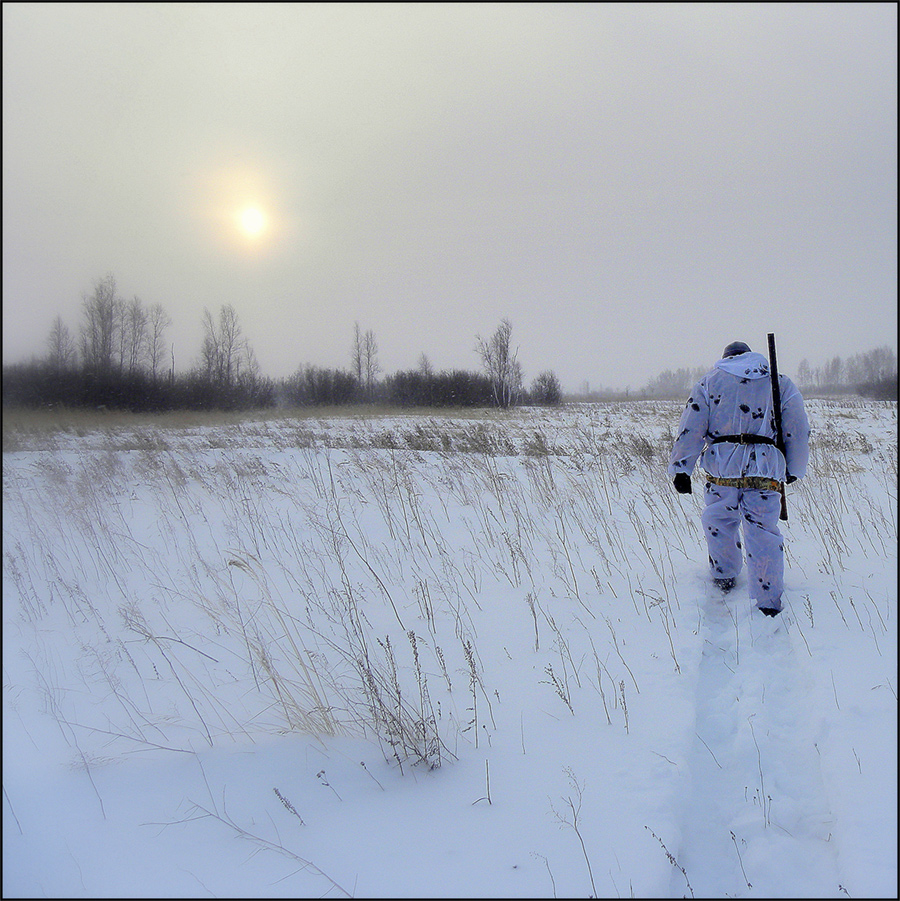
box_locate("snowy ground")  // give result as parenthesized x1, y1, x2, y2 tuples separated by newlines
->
(3, 398, 896, 898)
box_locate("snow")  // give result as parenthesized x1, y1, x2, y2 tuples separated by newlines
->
(3, 398, 896, 899)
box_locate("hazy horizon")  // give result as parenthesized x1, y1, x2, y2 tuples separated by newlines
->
(3, 3, 897, 392)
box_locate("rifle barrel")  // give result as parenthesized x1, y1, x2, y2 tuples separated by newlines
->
(767, 332, 789, 521)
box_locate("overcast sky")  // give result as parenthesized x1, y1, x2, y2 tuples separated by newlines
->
(3, 3, 896, 392)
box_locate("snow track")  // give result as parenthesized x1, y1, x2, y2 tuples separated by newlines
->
(675, 590, 840, 898)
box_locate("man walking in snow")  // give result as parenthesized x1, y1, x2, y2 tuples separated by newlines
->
(668, 341, 810, 616)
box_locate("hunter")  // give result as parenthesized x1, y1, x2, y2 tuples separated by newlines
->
(668, 341, 810, 616)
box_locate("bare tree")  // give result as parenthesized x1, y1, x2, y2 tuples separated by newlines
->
(47, 315, 76, 373)
(114, 295, 130, 372)
(147, 303, 172, 382)
(351, 322, 380, 399)
(823, 355, 843, 387)
(218, 304, 244, 386)
(352, 321, 364, 384)
(417, 352, 434, 377)
(201, 304, 251, 387)
(476, 318, 522, 408)
(860, 346, 896, 382)
(124, 296, 148, 375)
(201, 309, 220, 381)
(363, 328, 380, 397)
(79, 273, 119, 374)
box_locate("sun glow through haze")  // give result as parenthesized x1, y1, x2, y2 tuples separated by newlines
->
(238, 206, 267, 239)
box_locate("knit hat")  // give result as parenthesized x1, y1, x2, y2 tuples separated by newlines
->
(722, 341, 752, 358)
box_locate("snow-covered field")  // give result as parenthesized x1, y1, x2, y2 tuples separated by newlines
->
(3, 398, 896, 898)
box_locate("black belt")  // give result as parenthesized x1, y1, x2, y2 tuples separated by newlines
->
(709, 434, 777, 446)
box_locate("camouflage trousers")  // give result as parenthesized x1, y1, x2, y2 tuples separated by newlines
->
(702, 480, 785, 610)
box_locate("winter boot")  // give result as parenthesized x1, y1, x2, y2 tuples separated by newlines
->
(713, 577, 736, 593)
(757, 606, 781, 617)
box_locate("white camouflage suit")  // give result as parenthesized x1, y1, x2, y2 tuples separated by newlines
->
(668, 350, 810, 611)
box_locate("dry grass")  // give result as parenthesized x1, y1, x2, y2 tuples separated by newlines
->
(3, 398, 895, 775)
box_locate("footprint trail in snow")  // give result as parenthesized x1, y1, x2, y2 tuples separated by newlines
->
(674, 591, 840, 898)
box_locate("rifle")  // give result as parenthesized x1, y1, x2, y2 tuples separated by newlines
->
(767, 332, 789, 521)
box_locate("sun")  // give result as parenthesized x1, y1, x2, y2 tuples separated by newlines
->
(238, 206, 267, 239)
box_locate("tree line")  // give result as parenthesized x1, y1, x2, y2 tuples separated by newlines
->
(793, 350, 897, 399)
(3, 274, 562, 412)
(637, 348, 897, 401)
(5, 273, 893, 411)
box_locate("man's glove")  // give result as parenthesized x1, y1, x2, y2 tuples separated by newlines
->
(673, 472, 692, 494)
(785, 474, 798, 484)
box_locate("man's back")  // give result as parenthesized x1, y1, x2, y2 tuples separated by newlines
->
(669, 350, 809, 482)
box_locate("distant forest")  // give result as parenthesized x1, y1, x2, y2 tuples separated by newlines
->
(3, 273, 897, 412)
(3, 275, 561, 412)
(630, 344, 898, 402)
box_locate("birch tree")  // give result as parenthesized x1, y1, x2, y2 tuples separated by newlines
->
(47, 315, 76, 372)
(79, 273, 119, 374)
(147, 303, 172, 382)
(201, 304, 251, 388)
(476, 318, 522, 408)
